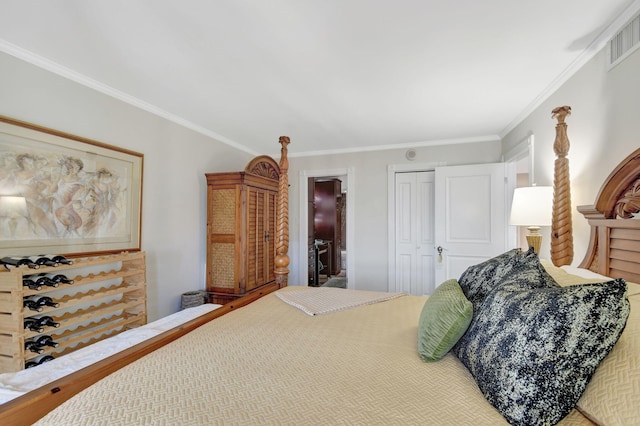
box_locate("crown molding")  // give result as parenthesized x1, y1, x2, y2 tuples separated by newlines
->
(0, 39, 257, 156)
(500, 0, 640, 138)
(287, 134, 501, 158)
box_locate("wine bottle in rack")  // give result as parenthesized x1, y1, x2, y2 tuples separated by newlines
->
(25, 354, 55, 368)
(23, 299, 44, 312)
(42, 254, 74, 265)
(27, 274, 59, 288)
(24, 340, 45, 354)
(23, 318, 44, 333)
(1, 256, 39, 269)
(34, 335, 59, 348)
(35, 316, 60, 329)
(24, 295, 60, 309)
(22, 278, 43, 291)
(27, 256, 57, 267)
(38, 272, 74, 285)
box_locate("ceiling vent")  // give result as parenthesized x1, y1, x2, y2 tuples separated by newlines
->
(609, 12, 640, 68)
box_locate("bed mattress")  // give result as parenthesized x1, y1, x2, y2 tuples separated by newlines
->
(33, 286, 592, 425)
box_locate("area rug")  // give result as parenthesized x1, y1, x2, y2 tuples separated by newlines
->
(321, 277, 347, 288)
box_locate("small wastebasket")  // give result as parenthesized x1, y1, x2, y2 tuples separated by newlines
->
(180, 290, 207, 310)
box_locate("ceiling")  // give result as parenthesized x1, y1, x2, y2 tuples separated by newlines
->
(1, 1, 638, 157)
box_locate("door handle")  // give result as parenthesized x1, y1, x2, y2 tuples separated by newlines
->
(436, 246, 445, 264)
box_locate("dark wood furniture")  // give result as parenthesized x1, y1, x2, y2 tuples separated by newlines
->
(311, 241, 332, 286)
(205, 156, 281, 304)
(312, 179, 342, 276)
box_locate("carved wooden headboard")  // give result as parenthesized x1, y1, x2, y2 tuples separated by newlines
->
(577, 147, 640, 282)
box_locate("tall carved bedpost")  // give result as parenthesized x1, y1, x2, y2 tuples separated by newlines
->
(551, 106, 574, 266)
(274, 136, 290, 287)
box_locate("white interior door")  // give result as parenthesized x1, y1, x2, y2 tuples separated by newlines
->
(434, 163, 508, 285)
(394, 172, 435, 295)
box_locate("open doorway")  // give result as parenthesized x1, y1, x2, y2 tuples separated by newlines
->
(308, 177, 346, 287)
(299, 168, 354, 289)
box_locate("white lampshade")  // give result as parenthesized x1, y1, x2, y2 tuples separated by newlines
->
(510, 185, 553, 254)
(509, 186, 553, 227)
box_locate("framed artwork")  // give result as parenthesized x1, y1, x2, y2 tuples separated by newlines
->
(0, 116, 143, 257)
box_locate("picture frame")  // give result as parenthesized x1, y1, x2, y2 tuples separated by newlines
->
(0, 116, 143, 257)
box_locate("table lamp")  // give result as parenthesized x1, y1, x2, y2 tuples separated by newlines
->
(509, 186, 553, 254)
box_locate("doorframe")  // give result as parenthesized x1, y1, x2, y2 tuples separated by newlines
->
(299, 167, 355, 288)
(387, 161, 444, 292)
(503, 132, 535, 249)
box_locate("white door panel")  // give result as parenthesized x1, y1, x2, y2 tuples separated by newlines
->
(434, 163, 508, 284)
(392, 163, 510, 294)
(418, 253, 434, 295)
(446, 175, 493, 242)
(395, 172, 435, 295)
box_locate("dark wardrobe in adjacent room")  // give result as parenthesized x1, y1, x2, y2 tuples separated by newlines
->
(308, 178, 344, 285)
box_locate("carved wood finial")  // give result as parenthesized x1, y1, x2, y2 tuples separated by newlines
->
(244, 155, 280, 180)
(274, 136, 290, 287)
(551, 105, 571, 124)
(615, 178, 640, 218)
(551, 105, 574, 266)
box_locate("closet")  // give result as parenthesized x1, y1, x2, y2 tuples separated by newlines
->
(205, 156, 280, 304)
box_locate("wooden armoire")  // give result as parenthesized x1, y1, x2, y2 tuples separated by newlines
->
(205, 156, 280, 304)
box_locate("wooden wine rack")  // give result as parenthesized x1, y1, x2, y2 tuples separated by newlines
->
(0, 251, 146, 373)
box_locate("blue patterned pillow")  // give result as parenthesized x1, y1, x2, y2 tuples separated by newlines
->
(453, 255, 558, 358)
(458, 248, 544, 311)
(455, 278, 630, 426)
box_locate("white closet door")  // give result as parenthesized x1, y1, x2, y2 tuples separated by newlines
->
(434, 163, 508, 285)
(395, 171, 435, 295)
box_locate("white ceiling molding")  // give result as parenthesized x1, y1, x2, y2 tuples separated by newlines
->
(288, 135, 501, 158)
(500, 0, 640, 139)
(0, 39, 258, 156)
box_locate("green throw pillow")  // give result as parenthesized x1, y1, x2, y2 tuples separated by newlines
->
(418, 279, 473, 362)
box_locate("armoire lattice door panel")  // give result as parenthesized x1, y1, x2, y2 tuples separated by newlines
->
(245, 186, 277, 292)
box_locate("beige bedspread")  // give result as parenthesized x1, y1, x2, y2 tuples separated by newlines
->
(35, 287, 592, 425)
(276, 286, 405, 315)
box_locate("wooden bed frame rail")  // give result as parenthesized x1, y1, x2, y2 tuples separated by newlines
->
(0, 284, 280, 425)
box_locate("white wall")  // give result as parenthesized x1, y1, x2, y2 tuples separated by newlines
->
(502, 46, 640, 265)
(287, 142, 502, 291)
(0, 52, 253, 321)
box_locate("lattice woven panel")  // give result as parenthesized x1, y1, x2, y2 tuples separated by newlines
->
(211, 243, 234, 289)
(211, 189, 235, 234)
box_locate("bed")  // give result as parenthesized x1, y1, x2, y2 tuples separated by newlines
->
(1, 120, 639, 425)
